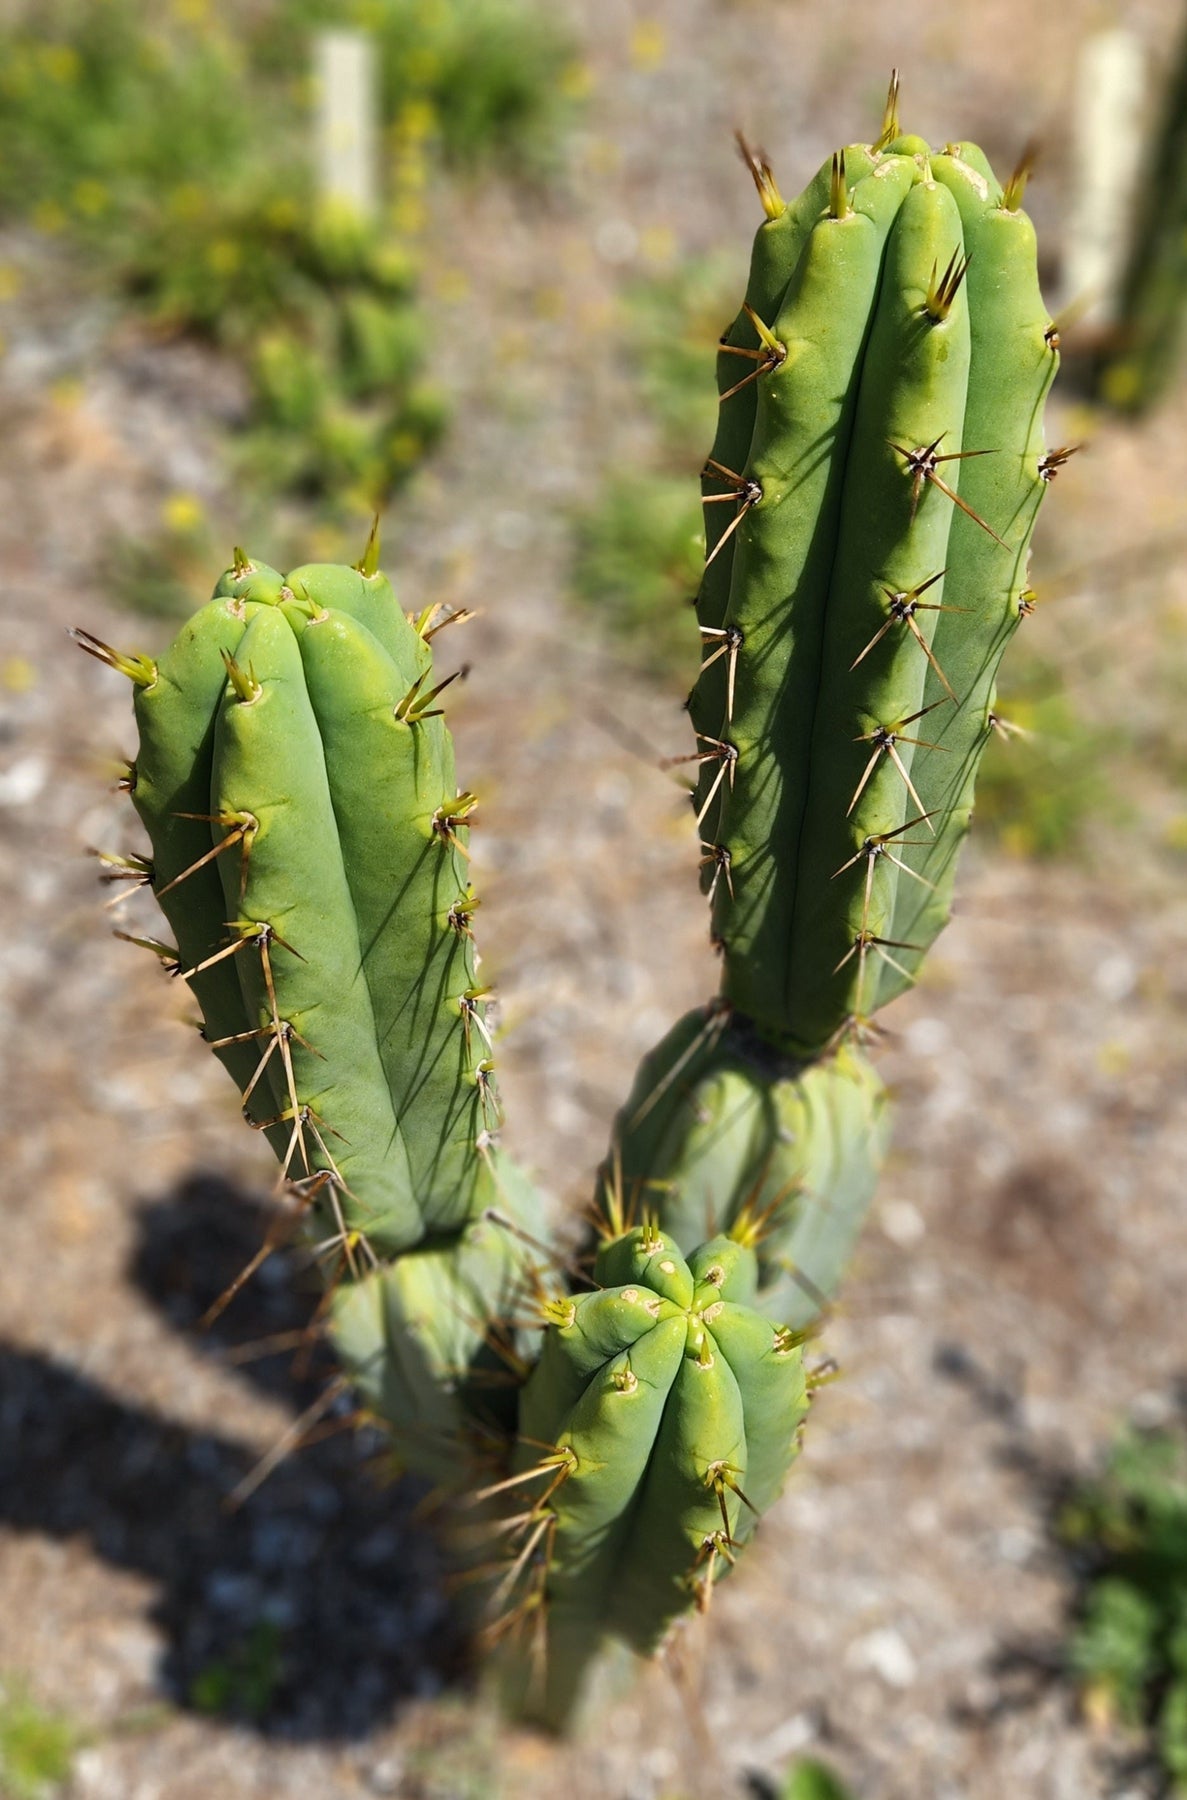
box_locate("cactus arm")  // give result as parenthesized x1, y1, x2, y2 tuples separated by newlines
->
(878, 150, 1057, 996)
(692, 155, 918, 1010)
(779, 174, 972, 1046)
(332, 1206, 536, 1484)
(754, 1046, 892, 1326)
(547, 1315, 688, 1589)
(510, 1310, 687, 1729)
(210, 605, 420, 1249)
(602, 1007, 764, 1251)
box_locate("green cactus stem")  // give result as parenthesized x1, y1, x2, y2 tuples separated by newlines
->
(605, 1006, 890, 1326)
(500, 1225, 808, 1728)
(689, 118, 1057, 1057)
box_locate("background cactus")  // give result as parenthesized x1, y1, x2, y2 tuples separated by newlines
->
(78, 81, 1058, 1731)
(1096, 19, 1187, 413)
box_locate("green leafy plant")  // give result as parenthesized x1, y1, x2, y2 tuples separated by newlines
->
(78, 81, 1059, 1728)
(782, 1760, 858, 1800)
(1060, 1426, 1187, 1788)
(969, 650, 1126, 859)
(0, 0, 569, 503)
(189, 1621, 286, 1723)
(0, 1683, 77, 1800)
(272, 0, 578, 176)
(570, 472, 704, 680)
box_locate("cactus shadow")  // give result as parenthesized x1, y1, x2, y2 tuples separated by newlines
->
(1, 1172, 465, 1742)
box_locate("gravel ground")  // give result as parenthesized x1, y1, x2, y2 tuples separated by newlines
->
(4, 1, 1187, 1795)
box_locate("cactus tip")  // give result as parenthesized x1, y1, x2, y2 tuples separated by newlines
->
(734, 131, 785, 220)
(231, 546, 253, 578)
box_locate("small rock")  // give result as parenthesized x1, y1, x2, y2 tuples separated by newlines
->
(846, 1626, 918, 1689)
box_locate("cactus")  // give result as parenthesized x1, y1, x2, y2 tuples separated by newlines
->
(607, 1006, 890, 1329)
(502, 1224, 808, 1725)
(691, 100, 1058, 1055)
(1096, 20, 1187, 412)
(78, 79, 1057, 1732)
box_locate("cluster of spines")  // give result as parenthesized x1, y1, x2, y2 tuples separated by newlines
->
(686, 81, 1064, 1059)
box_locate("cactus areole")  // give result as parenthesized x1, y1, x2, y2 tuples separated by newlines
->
(78, 83, 1056, 1730)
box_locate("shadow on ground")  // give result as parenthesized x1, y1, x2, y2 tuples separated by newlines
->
(936, 1340, 1187, 1799)
(1, 1173, 464, 1741)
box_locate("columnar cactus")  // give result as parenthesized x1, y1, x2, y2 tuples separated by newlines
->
(78, 81, 1058, 1732)
(1097, 20, 1187, 412)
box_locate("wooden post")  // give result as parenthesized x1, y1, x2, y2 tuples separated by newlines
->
(314, 29, 380, 221)
(1064, 28, 1147, 327)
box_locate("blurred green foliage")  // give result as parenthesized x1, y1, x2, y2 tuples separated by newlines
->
(570, 255, 735, 679)
(781, 1758, 857, 1800)
(622, 254, 739, 452)
(1060, 1425, 1187, 1789)
(571, 473, 703, 682)
(972, 649, 1126, 859)
(0, 0, 573, 506)
(189, 1620, 286, 1722)
(268, 0, 579, 175)
(0, 1683, 77, 1800)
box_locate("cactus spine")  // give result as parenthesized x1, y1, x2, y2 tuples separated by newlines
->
(79, 80, 1057, 1731)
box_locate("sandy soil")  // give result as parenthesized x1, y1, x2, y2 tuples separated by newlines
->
(4, 1, 1187, 1795)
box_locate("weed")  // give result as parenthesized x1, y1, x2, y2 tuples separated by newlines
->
(782, 1762, 857, 1800)
(188, 1621, 286, 1724)
(1059, 1425, 1187, 1790)
(974, 652, 1126, 859)
(570, 256, 736, 678)
(0, 0, 570, 506)
(570, 472, 702, 680)
(0, 1682, 77, 1800)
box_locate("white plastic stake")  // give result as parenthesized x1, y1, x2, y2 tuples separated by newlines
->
(1064, 29, 1147, 327)
(314, 29, 380, 220)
